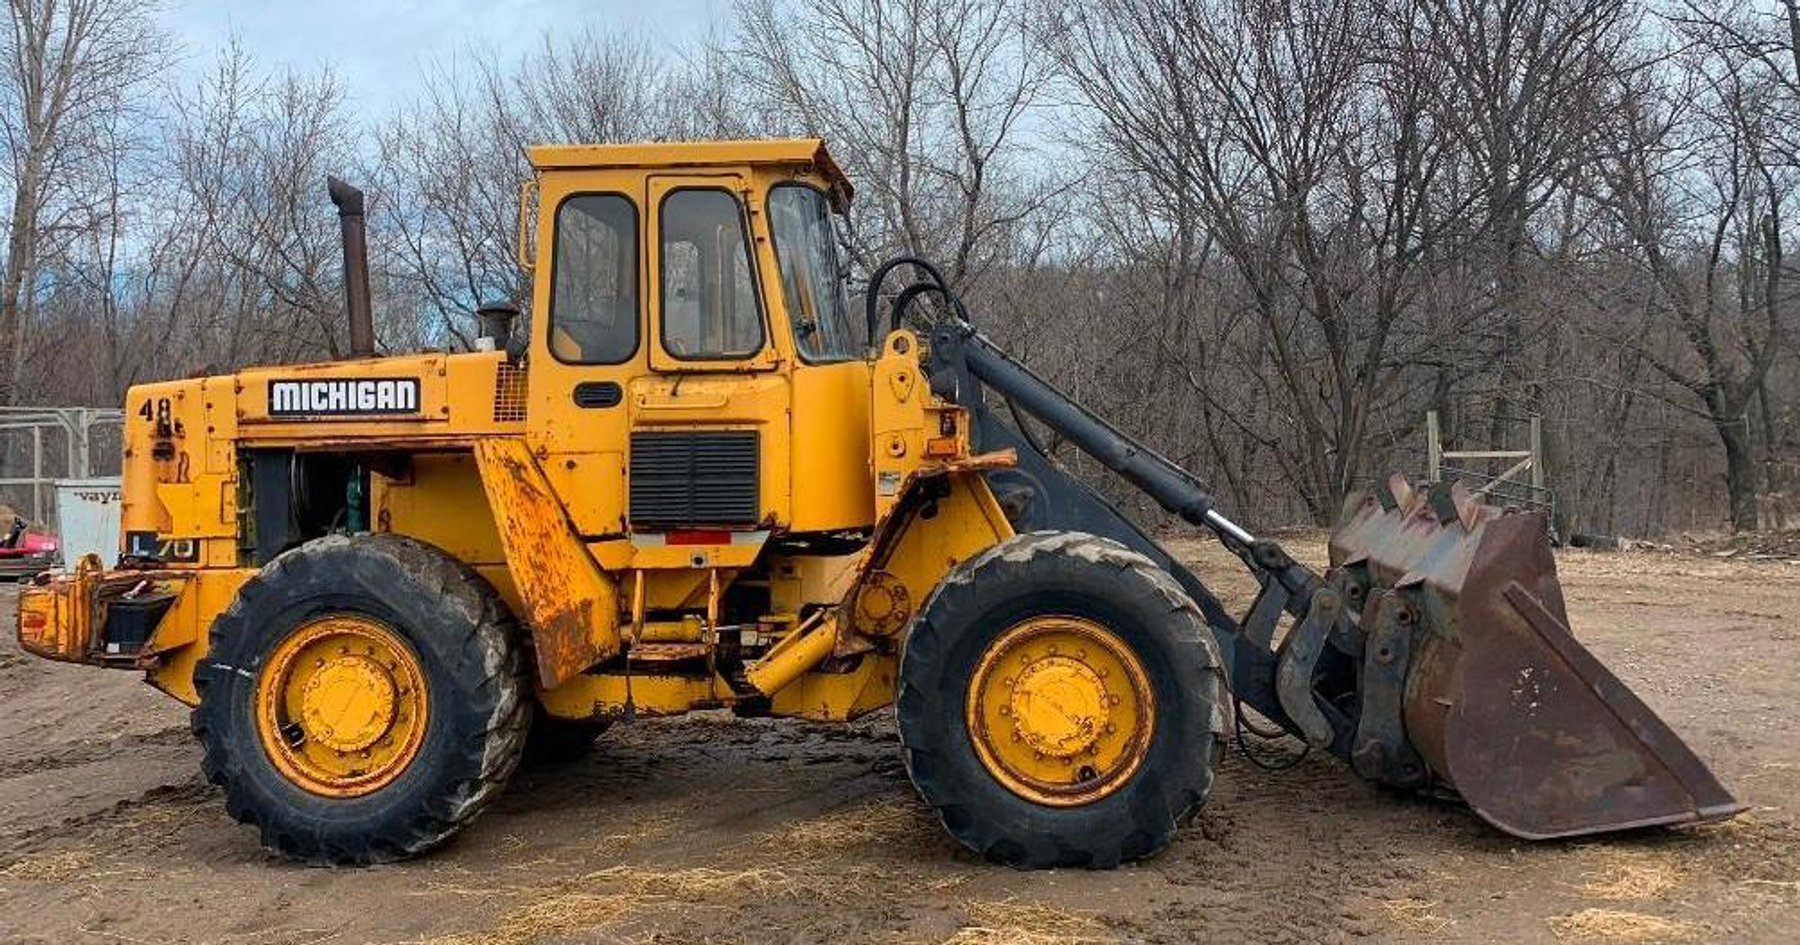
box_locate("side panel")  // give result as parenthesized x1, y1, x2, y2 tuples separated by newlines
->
(123, 375, 240, 568)
(871, 471, 1016, 616)
(144, 570, 254, 704)
(537, 672, 725, 721)
(473, 438, 622, 687)
(373, 453, 505, 566)
(768, 654, 897, 721)
(627, 373, 790, 527)
(788, 358, 874, 533)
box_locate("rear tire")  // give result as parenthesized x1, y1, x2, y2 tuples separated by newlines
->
(192, 533, 528, 865)
(897, 531, 1228, 869)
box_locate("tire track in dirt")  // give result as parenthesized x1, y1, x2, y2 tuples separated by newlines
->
(0, 725, 189, 779)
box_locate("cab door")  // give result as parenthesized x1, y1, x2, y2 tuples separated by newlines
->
(628, 175, 792, 539)
(526, 181, 645, 542)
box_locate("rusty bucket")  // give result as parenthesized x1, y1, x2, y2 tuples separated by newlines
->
(1329, 476, 1744, 839)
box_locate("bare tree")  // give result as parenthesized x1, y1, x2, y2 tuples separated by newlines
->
(0, 0, 163, 403)
(729, 0, 1063, 286)
(1589, 21, 1793, 532)
(372, 29, 731, 347)
(1046, 0, 1505, 522)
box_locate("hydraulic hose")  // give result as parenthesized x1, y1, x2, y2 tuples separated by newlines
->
(863, 256, 966, 346)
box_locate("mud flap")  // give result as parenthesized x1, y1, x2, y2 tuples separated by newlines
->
(1332, 476, 1745, 839)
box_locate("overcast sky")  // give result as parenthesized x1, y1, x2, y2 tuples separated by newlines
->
(157, 0, 721, 117)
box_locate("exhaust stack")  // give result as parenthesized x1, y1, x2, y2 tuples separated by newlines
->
(327, 176, 376, 359)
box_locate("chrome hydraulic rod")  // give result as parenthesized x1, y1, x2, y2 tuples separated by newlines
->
(1203, 508, 1257, 546)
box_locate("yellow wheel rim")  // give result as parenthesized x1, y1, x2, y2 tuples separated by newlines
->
(965, 615, 1155, 806)
(255, 615, 428, 798)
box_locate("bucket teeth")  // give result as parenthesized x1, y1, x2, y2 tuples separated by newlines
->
(1451, 480, 1482, 531)
(1374, 472, 1412, 512)
(1426, 482, 1460, 526)
(1424, 481, 1481, 532)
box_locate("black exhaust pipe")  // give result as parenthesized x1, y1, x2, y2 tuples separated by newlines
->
(327, 176, 376, 359)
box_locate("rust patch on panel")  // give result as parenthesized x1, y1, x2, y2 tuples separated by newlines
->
(474, 439, 621, 687)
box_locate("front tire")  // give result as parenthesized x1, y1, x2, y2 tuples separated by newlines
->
(192, 534, 528, 865)
(897, 531, 1229, 869)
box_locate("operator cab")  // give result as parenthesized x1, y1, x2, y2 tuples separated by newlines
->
(522, 140, 874, 558)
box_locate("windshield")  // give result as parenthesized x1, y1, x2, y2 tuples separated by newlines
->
(767, 184, 861, 361)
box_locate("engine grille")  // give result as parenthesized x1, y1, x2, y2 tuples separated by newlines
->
(492, 361, 527, 422)
(629, 431, 760, 527)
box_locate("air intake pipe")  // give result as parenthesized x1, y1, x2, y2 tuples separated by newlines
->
(327, 176, 376, 358)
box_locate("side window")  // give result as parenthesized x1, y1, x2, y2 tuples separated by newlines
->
(660, 189, 764, 359)
(550, 194, 638, 364)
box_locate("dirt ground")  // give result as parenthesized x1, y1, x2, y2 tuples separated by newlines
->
(1, 537, 1796, 945)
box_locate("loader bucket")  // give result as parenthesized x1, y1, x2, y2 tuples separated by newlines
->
(1329, 476, 1744, 839)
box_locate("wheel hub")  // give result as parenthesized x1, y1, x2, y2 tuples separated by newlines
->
(966, 616, 1155, 806)
(1008, 656, 1110, 758)
(300, 656, 398, 753)
(254, 615, 428, 798)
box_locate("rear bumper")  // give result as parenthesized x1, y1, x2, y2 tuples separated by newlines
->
(18, 556, 182, 668)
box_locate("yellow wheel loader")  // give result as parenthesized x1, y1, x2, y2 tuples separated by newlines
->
(16, 140, 1742, 867)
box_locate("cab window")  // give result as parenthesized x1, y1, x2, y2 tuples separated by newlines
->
(767, 184, 860, 361)
(550, 194, 638, 364)
(660, 188, 764, 359)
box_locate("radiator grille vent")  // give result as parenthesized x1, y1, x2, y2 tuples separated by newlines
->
(492, 362, 527, 422)
(629, 431, 759, 527)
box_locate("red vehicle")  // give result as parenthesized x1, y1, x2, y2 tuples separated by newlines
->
(0, 516, 57, 579)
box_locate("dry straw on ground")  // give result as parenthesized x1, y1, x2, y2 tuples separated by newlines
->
(758, 794, 925, 851)
(941, 899, 1116, 945)
(1381, 897, 1454, 934)
(421, 891, 635, 945)
(0, 849, 93, 881)
(413, 865, 811, 945)
(1548, 908, 1698, 943)
(581, 864, 802, 898)
(1572, 850, 1682, 902)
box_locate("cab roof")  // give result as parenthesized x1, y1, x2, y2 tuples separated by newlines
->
(527, 138, 853, 203)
